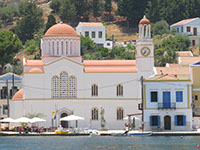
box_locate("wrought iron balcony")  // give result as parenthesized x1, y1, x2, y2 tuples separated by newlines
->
(158, 102, 176, 109)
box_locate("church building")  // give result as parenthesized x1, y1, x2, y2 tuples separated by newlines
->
(10, 16, 154, 129)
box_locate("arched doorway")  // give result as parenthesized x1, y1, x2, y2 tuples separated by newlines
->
(164, 116, 171, 130)
(60, 113, 68, 128)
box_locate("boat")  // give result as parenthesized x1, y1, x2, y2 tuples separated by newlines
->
(54, 130, 69, 134)
(112, 130, 152, 136)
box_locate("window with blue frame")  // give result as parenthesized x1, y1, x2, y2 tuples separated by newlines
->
(176, 91, 183, 102)
(150, 116, 160, 127)
(151, 91, 158, 102)
(174, 115, 186, 126)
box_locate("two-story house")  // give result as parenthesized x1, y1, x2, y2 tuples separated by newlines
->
(143, 74, 192, 131)
(170, 18, 200, 46)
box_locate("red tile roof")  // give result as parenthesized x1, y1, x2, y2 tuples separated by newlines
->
(171, 18, 198, 27)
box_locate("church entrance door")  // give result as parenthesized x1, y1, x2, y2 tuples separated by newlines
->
(60, 113, 68, 128)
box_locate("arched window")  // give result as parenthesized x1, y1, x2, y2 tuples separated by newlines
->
(117, 84, 123, 96)
(52, 76, 59, 98)
(48, 41, 51, 55)
(69, 76, 76, 98)
(61, 41, 64, 55)
(66, 41, 68, 55)
(52, 42, 55, 55)
(57, 41, 59, 55)
(117, 107, 124, 120)
(70, 42, 73, 55)
(60, 71, 68, 98)
(91, 84, 98, 96)
(91, 107, 98, 120)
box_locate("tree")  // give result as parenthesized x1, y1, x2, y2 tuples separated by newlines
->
(71, 0, 90, 22)
(154, 34, 191, 66)
(151, 20, 170, 37)
(15, 2, 44, 44)
(44, 14, 56, 33)
(0, 31, 22, 74)
(92, 0, 102, 19)
(25, 40, 38, 55)
(117, 0, 148, 27)
(59, 0, 77, 24)
(80, 36, 95, 55)
(104, 0, 112, 21)
(50, 0, 61, 14)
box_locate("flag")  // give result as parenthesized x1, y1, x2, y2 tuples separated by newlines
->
(52, 110, 55, 116)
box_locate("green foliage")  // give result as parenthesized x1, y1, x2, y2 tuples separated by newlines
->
(44, 14, 56, 33)
(25, 40, 38, 55)
(59, 0, 77, 24)
(80, 36, 95, 55)
(50, 0, 61, 13)
(25, 112, 45, 119)
(71, 0, 90, 22)
(15, 2, 44, 44)
(83, 46, 135, 60)
(92, 0, 103, 18)
(146, 0, 200, 24)
(0, 4, 19, 24)
(154, 34, 191, 66)
(0, 31, 22, 71)
(151, 20, 170, 37)
(117, 0, 148, 27)
(104, 0, 112, 21)
(11, 59, 23, 75)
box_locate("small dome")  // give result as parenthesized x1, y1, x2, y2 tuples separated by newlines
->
(12, 89, 23, 100)
(29, 68, 43, 73)
(44, 23, 80, 37)
(139, 15, 150, 25)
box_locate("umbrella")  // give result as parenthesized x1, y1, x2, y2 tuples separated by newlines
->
(0, 118, 15, 123)
(60, 115, 84, 128)
(60, 115, 84, 121)
(14, 117, 31, 123)
(30, 117, 46, 123)
(123, 116, 140, 120)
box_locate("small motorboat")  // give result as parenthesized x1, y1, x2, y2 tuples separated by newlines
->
(54, 130, 69, 134)
(112, 130, 152, 136)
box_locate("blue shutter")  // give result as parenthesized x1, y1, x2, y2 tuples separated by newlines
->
(183, 115, 186, 126)
(174, 115, 177, 126)
(158, 116, 160, 127)
(176, 91, 183, 102)
(149, 116, 152, 126)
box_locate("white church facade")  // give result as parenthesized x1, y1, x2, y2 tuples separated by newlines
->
(10, 16, 154, 130)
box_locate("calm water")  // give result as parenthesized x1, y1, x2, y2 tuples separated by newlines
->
(0, 136, 200, 150)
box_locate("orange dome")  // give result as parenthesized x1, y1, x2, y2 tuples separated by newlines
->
(139, 16, 150, 25)
(44, 23, 80, 37)
(29, 68, 43, 73)
(12, 89, 23, 100)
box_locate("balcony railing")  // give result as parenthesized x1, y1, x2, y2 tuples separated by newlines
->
(158, 102, 176, 109)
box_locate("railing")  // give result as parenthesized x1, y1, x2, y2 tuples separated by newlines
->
(158, 102, 176, 109)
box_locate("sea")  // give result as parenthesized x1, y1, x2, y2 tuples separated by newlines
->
(0, 135, 199, 150)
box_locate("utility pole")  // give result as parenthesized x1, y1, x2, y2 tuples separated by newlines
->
(140, 76, 144, 131)
(6, 80, 9, 117)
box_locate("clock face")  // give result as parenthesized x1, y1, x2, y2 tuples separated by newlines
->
(141, 47, 150, 56)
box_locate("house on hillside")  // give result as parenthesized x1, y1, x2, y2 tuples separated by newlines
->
(170, 18, 200, 46)
(143, 74, 192, 131)
(76, 22, 113, 49)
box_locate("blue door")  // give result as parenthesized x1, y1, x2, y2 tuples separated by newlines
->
(163, 92, 170, 108)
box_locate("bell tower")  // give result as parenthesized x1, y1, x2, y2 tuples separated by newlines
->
(136, 15, 154, 77)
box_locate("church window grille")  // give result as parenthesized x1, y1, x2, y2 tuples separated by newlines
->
(60, 72, 68, 98)
(117, 107, 124, 120)
(117, 84, 123, 96)
(69, 76, 76, 98)
(91, 84, 98, 96)
(57, 41, 59, 55)
(91, 107, 98, 120)
(52, 76, 59, 98)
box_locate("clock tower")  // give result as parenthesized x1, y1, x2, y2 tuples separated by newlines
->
(136, 16, 154, 77)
